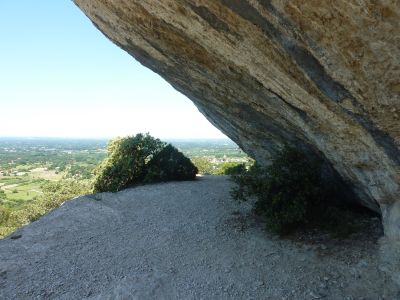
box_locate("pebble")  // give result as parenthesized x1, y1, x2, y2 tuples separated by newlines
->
(331, 271, 340, 279)
(310, 291, 322, 299)
(255, 280, 264, 287)
(358, 260, 368, 268)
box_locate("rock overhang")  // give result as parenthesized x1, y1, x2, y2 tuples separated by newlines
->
(72, 0, 400, 240)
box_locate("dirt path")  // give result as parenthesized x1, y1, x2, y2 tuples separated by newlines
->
(0, 176, 398, 299)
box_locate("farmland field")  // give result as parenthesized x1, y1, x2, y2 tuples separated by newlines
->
(0, 137, 250, 238)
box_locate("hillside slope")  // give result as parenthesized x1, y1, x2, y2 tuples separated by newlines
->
(0, 176, 398, 299)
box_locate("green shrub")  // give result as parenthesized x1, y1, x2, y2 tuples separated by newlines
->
(231, 146, 324, 234)
(144, 144, 198, 182)
(93, 134, 197, 193)
(39, 179, 91, 210)
(9, 204, 45, 224)
(220, 163, 246, 175)
(0, 206, 10, 225)
(93, 134, 165, 193)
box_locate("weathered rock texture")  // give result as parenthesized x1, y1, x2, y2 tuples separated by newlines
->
(73, 1, 400, 238)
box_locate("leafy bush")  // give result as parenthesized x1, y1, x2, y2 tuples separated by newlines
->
(220, 163, 246, 175)
(93, 134, 198, 193)
(8, 204, 45, 225)
(0, 206, 10, 225)
(93, 134, 166, 193)
(144, 144, 198, 182)
(231, 146, 324, 234)
(39, 180, 91, 211)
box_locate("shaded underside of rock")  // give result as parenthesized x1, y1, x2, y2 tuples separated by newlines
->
(72, 0, 399, 238)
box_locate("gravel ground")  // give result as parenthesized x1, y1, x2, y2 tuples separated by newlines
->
(0, 176, 398, 299)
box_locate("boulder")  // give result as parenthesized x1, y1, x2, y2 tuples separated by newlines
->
(73, 1, 400, 239)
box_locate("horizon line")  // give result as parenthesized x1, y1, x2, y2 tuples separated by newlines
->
(0, 135, 231, 141)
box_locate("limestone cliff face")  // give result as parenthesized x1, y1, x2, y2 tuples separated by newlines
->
(73, 1, 400, 238)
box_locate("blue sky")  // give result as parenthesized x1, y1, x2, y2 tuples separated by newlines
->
(0, 1, 226, 139)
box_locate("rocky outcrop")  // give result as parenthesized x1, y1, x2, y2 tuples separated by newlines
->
(72, 1, 400, 238)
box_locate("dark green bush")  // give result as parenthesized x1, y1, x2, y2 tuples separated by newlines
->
(93, 134, 166, 193)
(231, 145, 324, 234)
(144, 144, 198, 182)
(93, 134, 197, 193)
(222, 163, 246, 175)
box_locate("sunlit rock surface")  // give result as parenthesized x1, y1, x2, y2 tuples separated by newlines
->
(73, 1, 399, 239)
